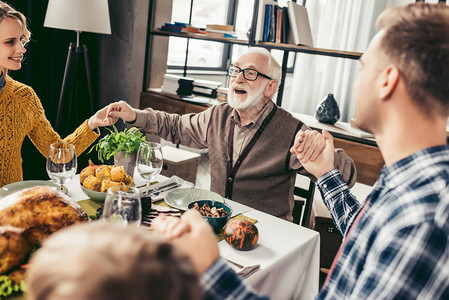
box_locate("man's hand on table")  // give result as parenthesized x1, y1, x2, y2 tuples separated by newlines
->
(290, 129, 335, 178)
(152, 210, 220, 275)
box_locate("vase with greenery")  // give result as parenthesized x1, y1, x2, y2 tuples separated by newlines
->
(89, 125, 145, 176)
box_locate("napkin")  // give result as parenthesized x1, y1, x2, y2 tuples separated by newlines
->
(137, 176, 194, 202)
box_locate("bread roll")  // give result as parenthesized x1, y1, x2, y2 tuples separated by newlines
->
(79, 166, 95, 184)
(100, 180, 123, 193)
(96, 165, 111, 181)
(123, 174, 134, 186)
(83, 175, 102, 192)
(111, 166, 128, 182)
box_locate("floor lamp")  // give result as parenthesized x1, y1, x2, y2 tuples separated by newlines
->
(44, 0, 111, 130)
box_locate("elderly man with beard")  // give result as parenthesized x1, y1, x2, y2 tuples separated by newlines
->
(106, 47, 356, 221)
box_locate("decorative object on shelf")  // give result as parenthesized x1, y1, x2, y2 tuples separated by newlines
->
(287, 1, 314, 47)
(205, 24, 237, 38)
(193, 79, 222, 98)
(161, 74, 194, 96)
(315, 93, 340, 124)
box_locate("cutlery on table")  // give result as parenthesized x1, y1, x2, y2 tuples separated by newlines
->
(149, 183, 182, 197)
(224, 258, 244, 269)
(224, 258, 260, 278)
(138, 181, 178, 192)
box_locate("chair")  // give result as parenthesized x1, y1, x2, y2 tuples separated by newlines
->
(293, 175, 316, 228)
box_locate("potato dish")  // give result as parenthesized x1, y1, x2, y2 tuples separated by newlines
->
(80, 164, 133, 192)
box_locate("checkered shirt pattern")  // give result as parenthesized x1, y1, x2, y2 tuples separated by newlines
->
(201, 258, 269, 300)
(316, 145, 449, 299)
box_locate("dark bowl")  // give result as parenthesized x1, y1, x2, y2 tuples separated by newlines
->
(188, 200, 232, 233)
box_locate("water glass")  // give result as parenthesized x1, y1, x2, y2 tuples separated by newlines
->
(102, 186, 141, 227)
(136, 142, 163, 196)
(46, 142, 77, 193)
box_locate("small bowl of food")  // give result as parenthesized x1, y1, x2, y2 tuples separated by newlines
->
(188, 200, 232, 233)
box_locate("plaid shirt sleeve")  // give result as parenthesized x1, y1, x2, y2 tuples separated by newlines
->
(200, 258, 270, 300)
(317, 169, 362, 236)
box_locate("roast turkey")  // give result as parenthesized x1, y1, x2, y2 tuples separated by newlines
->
(0, 185, 88, 273)
(0, 226, 30, 274)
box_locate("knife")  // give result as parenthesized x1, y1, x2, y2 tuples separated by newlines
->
(150, 183, 182, 196)
(139, 181, 178, 192)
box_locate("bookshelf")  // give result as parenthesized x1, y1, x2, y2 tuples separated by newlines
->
(149, 29, 249, 46)
(150, 29, 362, 60)
(144, 0, 363, 106)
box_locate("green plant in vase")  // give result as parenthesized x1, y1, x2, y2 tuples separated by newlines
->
(89, 125, 145, 176)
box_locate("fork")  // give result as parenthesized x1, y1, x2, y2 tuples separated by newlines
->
(149, 183, 181, 197)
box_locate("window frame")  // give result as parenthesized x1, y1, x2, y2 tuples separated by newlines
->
(167, 0, 296, 73)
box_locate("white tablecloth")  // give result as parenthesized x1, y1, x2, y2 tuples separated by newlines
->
(68, 175, 320, 300)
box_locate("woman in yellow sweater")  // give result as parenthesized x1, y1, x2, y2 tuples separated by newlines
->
(0, 2, 114, 187)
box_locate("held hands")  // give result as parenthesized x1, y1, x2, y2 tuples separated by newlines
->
(87, 106, 117, 130)
(151, 210, 220, 274)
(87, 100, 136, 130)
(290, 129, 335, 178)
(290, 129, 326, 163)
(105, 100, 137, 123)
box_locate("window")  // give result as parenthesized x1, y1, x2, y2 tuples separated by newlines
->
(167, 0, 231, 70)
(166, 0, 295, 71)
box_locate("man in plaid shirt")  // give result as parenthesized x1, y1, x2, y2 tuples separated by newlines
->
(152, 3, 449, 299)
(292, 3, 449, 299)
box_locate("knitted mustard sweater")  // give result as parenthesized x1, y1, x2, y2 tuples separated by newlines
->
(0, 76, 99, 187)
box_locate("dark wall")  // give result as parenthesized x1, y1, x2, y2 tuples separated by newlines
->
(98, 0, 135, 108)
(5, 0, 145, 180)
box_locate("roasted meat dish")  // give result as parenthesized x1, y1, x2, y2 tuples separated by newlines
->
(0, 185, 88, 274)
(0, 226, 30, 274)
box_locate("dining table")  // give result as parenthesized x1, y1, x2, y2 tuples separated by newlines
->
(68, 174, 320, 300)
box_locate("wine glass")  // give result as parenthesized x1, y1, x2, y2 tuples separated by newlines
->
(102, 186, 141, 227)
(46, 142, 77, 193)
(136, 142, 163, 196)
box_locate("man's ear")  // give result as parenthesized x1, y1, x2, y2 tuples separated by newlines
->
(264, 79, 279, 98)
(379, 65, 399, 100)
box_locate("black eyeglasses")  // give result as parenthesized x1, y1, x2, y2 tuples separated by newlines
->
(228, 65, 272, 81)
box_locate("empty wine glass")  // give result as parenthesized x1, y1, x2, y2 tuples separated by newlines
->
(46, 142, 77, 193)
(136, 142, 163, 196)
(102, 186, 141, 227)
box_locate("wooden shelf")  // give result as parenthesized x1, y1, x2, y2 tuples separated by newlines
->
(150, 29, 362, 60)
(149, 29, 249, 46)
(257, 42, 362, 60)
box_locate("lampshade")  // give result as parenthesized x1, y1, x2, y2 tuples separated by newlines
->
(44, 0, 111, 35)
